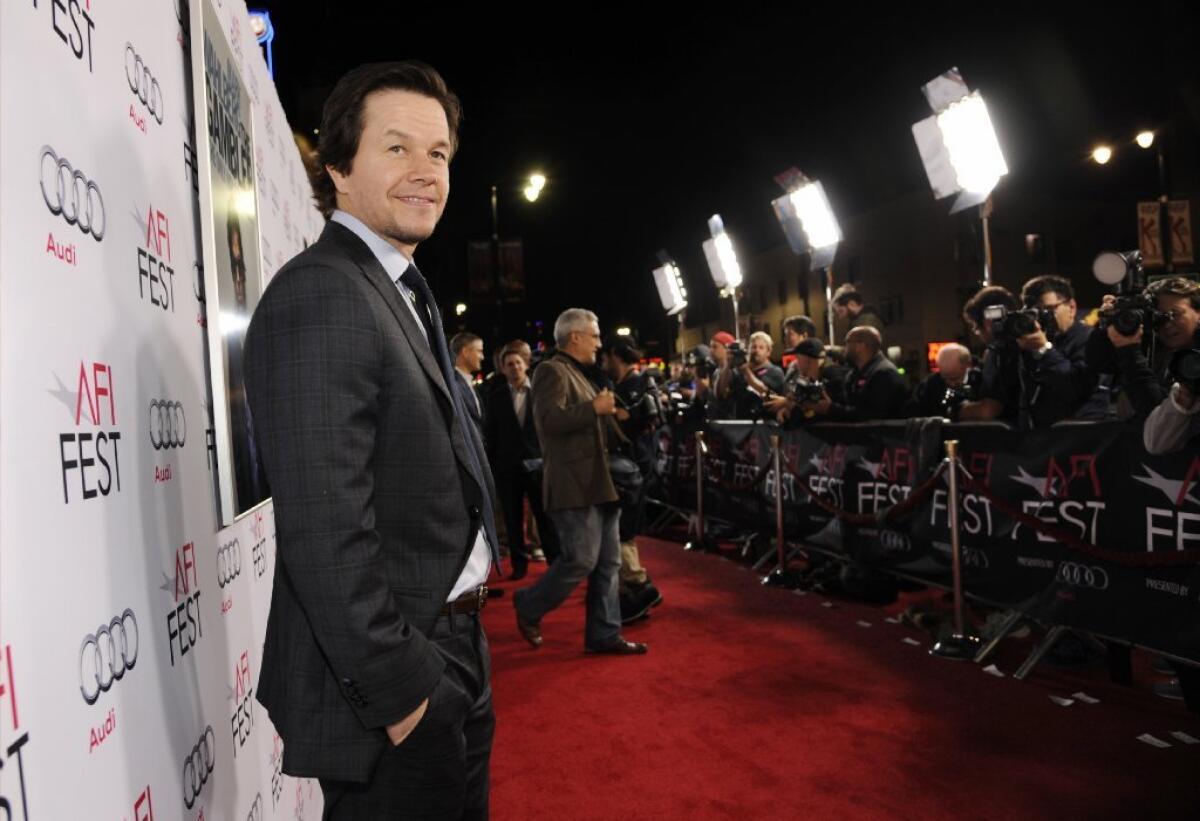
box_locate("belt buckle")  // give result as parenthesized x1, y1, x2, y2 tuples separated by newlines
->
(476, 585, 488, 612)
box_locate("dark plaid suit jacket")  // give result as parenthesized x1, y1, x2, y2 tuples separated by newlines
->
(244, 221, 494, 782)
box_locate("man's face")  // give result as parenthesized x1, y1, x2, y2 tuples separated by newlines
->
(502, 353, 528, 386)
(749, 337, 771, 367)
(796, 354, 821, 381)
(938, 354, 967, 387)
(710, 341, 728, 366)
(845, 337, 870, 368)
(783, 327, 806, 350)
(327, 89, 451, 255)
(1156, 295, 1200, 351)
(461, 340, 484, 372)
(1036, 291, 1076, 334)
(571, 322, 603, 365)
(833, 303, 849, 320)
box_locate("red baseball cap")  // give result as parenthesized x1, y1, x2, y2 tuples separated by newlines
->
(711, 331, 735, 346)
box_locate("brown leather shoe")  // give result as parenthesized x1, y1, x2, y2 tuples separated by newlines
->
(584, 638, 648, 655)
(514, 597, 542, 648)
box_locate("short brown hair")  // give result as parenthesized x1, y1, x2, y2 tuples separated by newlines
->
(1146, 276, 1200, 312)
(500, 339, 532, 365)
(450, 332, 481, 357)
(312, 61, 463, 218)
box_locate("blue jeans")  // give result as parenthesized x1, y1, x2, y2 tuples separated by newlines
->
(515, 503, 621, 647)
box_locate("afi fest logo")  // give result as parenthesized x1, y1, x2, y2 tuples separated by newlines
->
(40, 145, 105, 270)
(31, 0, 95, 73)
(161, 542, 204, 666)
(125, 786, 155, 821)
(125, 42, 164, 133)
(1, 642, 34, 819)
(53, 361, 123, 504)
(137, 205, 177, 313)
(229, 651, 255, 758)
(250, 510, 269, 580)
(1134, 457, 1200, 553)
(855, 446, 915, 514)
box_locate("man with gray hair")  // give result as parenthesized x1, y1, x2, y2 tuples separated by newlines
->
(512, 308, 648, 655)
(904, 343, 979, 419)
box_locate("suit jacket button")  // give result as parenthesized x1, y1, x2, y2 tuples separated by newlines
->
(468, 506, 481, 518)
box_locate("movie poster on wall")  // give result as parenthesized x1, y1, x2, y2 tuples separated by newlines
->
(191, 0, 270, 523)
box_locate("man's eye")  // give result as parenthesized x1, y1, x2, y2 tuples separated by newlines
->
(389, 145, 406, 154)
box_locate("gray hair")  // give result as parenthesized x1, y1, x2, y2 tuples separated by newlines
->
(749, 331, 774, 351)
(554, 308, 599, 348)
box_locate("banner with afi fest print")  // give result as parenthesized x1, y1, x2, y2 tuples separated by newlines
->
(0, 1, 326, 819)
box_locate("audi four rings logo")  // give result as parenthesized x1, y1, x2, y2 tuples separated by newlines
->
(1057, 562, 1110, 590)
(182, 725, 216, 809)
(79, 609, 139, 705)
(878, 530, 909, 552)
(246, 793, 264, 821)
(125, 43, 164, 124)
(149, 400, 187, 450)
(40, 145, 105, 240)
(217, 540, 242, 588)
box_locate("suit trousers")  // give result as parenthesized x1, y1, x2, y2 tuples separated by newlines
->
(515, 503, 621, 647)
(319, 613, 494, 820)
(495, 467, 559, 572)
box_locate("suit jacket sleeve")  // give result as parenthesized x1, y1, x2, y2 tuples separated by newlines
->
(245, 265, 442, 731)
(533, 361, 597, 435)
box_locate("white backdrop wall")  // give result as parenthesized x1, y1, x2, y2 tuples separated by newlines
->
(1, 1, 326, 818)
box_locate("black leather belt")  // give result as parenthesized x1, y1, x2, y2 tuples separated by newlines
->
(440, 585, 488, 616)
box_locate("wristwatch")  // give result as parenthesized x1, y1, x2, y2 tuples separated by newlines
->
(1031, 341, 1053, 359)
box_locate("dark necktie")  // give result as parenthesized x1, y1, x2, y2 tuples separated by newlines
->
(399, 263, 500, 565)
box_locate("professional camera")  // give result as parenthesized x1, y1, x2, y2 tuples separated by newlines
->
(1169, 348, 1200, 394)
(1093, 251, 1170, 338)
(787, 377, 826, 405)
(726, 340, 749, 369)
(983, 304, 1056, 342)
(941, 367, 982, 418)
(683, 346, 718, 379)
(616, 373, 665, 429)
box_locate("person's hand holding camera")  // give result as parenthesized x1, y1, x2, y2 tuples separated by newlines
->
(763, 394, 792, 414)
(1017, 322, 1050, 355)
(802, 389, 833, 416)
(593, 388, 617, 416)
(1176, 383, 1197, 410)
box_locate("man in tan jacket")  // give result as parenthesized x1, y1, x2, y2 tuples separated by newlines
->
(512, 308, 648, 655)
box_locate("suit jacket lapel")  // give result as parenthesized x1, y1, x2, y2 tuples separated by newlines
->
(320, 222, 453, 409)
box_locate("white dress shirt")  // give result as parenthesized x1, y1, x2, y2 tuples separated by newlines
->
(331, 210, 491, 601)
(509, 380, 530, 423)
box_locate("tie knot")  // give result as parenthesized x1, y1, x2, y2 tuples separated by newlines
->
(400, 262, 425, 290)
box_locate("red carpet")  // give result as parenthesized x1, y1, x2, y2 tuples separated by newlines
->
(483, 538, 1200, 820)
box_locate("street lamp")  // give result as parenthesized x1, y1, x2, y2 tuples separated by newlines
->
(455, 303, 468, 316)
(701, 214, 743, 336)
(771, 168, 842, 343)
(1092, 129, 1172, 270)
(487, 171, 545, 338)
(1091, 145, 1113, 165)
(616, 326, 632, 337)
(911, 68, 1009, 285)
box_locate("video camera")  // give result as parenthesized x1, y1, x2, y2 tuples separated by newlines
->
(786, 377, 826, 405)
(983, 303, 1057, 342)
(1093, 250, 1171, 339)
(683, 345, 718, 379)
(726, 340, 749, 369)
(941, 367, 982, 419)
(1169, 348, 1200, 394)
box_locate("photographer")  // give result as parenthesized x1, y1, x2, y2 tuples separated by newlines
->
(904, 343, 978, 419)
(801, 327, 907, 422)
(831, 283, 885, 331)
(717, 332, 786, 419)
(958, 286, 1021, 424)
(1093, 276, 1200, 417)
(766, 338, 831, 426)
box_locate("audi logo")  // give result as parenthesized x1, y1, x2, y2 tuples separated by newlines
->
(217, 539, 242, 588)
(246, 792, 264, 821)
(149, 400, 187, 450)
(182, 725, 216, 809)
(878, 530, 910, 552)
(39, 145, 105, 240)
(963, 547, 990, 569)
(79, 609, 138, 705)
(125, 43, 164, 124)
(1056, 562, 1109, 590)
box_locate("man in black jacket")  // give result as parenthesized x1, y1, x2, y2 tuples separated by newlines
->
(905, 343, 976, 419)
(485, 341, 558, 579)
(802, 327, 908, 421)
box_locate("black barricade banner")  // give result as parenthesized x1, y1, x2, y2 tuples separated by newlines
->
(652, 419, 1200, 660)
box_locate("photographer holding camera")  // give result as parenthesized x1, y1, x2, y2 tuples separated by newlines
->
(957, 278, 1103, 428)
(717, 331, 787, 419)
(1092, 275, 1200, 418)
(768, 338, 835, 426)
(905, 343, 979, 420)
(799, 327, 907, 422)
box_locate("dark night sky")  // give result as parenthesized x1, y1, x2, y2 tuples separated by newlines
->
(254, 2, 1197, 350)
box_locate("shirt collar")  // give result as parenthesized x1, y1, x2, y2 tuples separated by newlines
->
(330, 210, 412, 283)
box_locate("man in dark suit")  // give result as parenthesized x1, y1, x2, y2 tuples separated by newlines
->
(451, 332, 486, 435)
(512, 308, 648, 655)
(485, 340, 559, 579)
(244, 62, 499, 819)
